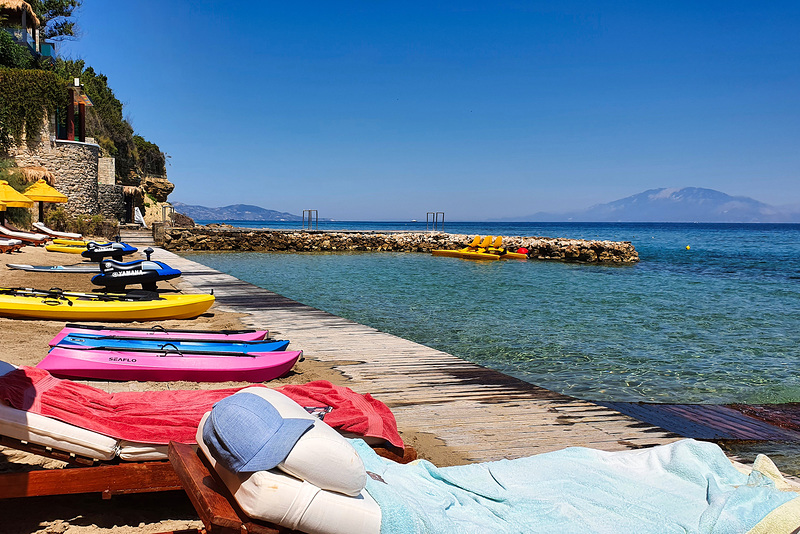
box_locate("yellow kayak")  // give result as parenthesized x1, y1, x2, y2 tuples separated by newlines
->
(431, 250, 527, 261)
(46, 243, 87, 254)
(53, 238, 90, 246)
(0, 288, 215, 321)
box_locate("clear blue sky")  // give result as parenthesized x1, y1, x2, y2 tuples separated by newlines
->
(61, 1, 800, 221)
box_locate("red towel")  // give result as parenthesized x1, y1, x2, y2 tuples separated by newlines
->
(276, 382, 403, 448)
(0, 367, 403, 448)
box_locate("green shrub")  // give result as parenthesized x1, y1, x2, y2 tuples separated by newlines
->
(45, 211, 118, 240)
(44, 206, 69, 230)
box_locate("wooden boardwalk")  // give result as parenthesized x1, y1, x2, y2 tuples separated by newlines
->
(155, 247, 687, 462)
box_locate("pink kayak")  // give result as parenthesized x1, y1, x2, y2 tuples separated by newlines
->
(50, 324, 270, 346)
(37, 346, 302, 382)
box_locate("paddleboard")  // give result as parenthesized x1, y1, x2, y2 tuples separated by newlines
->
(7, 263, 101, 273)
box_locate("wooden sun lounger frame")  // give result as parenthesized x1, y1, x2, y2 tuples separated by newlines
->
(0, 433, 182, 500)
(0, 224, 49, 246)
(168, 440, 417, 534)
(0, 242, 24, 253)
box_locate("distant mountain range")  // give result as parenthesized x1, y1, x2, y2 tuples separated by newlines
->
(501, 188, 800, 223)
(175, 188, 800, 223)
(171, 203, 331, 222)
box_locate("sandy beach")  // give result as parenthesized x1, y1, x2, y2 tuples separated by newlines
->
(0, 245, 460, 533)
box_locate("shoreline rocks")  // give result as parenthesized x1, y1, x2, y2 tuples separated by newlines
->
(155, 227, 639, 263)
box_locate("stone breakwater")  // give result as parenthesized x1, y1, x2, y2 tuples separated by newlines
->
(156, 226, 639, 263)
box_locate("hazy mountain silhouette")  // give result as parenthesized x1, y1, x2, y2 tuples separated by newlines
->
(504, 188, 800, 223)
(172, 203, 323, 222)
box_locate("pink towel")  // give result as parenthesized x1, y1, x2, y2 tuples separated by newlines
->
(0, 367, 403, 448)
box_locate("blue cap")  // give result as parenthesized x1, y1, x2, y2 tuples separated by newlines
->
(203, 392, 314, 473)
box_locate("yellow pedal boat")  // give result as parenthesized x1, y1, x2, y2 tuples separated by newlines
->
(0, 288, 215, 321)
(432, 235, 528, 261)
(431, 249, 527, 261)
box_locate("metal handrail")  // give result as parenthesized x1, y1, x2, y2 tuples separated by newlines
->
(302, 210, 318, 230)
(426, 212, 445, 231)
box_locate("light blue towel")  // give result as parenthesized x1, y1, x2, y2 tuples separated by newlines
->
(351, 438, 798, 534)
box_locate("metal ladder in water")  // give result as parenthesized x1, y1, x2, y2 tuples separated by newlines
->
(426, 212, 444, 231)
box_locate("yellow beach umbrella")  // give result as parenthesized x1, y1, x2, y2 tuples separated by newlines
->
(0, 200, 6, 212)
(23, 178, 68, 221)
(0, 180, 33, 225)
(0, 180, 34, 207)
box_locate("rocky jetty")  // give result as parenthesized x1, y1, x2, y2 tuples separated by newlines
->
(155, 226, 639, 264)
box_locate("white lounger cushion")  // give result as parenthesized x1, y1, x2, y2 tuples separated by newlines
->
(197, 412, 381, 534)
(33, 222, 82, 239)
(237, 387, 367, 496)
(117, 442, 170, 461)
(0, 239, 22, 245)
(0, 402, 118, 461)
(0, 226, 48, 240)
(0, 361, 169, 461)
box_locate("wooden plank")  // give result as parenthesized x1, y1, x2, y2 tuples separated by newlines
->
(168, 441, 290, 534)
(0, 461, 181, 499)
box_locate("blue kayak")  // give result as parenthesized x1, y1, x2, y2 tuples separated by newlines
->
(54, 333, 290, 355)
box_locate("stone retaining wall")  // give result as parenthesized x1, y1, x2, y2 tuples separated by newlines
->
(7, 113, 102, 216)
(98, 183, 126, 221)
(157, 227, 639, 263)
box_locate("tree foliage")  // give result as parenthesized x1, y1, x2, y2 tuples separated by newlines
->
(0, 67, 67, 148)
(29, 0, 82, 41)
(53, 59, 167, 182)
(0, 29, 34, 69)
(133, 135, 166, 176)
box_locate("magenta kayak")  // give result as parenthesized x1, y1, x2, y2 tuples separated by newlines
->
(49, 324, 270, 346)
(37, 346, 302, 382)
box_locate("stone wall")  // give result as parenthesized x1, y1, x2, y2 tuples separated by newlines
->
(10, 138, 100, 215)
(7, 114, 102, 216)
(98, 157, 115, 185)
(98, 183, 126, 221)
(158, 228, 639, 263)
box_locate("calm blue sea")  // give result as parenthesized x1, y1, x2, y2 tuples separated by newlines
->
(183, 222, 800, 405)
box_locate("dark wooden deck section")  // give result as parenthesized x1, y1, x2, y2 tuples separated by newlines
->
(603, 402, 800, 441)
(153, 247, 798, 463)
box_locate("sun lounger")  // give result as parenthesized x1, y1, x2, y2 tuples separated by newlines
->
(33, 222, 83, 239)
(0, 224, 49, 245)
(0, 238, 23, 253)
(0, 363, 412, 502)
(180, 389, 800, 534)
(0, 362, 181, 498)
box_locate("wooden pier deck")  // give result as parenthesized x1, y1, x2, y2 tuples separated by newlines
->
(155, 248, 689, 462)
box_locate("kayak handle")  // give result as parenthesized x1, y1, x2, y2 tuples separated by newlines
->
(159, 343, 183, 357)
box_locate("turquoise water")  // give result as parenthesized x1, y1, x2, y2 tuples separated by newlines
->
(183, 223, 800, 404)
